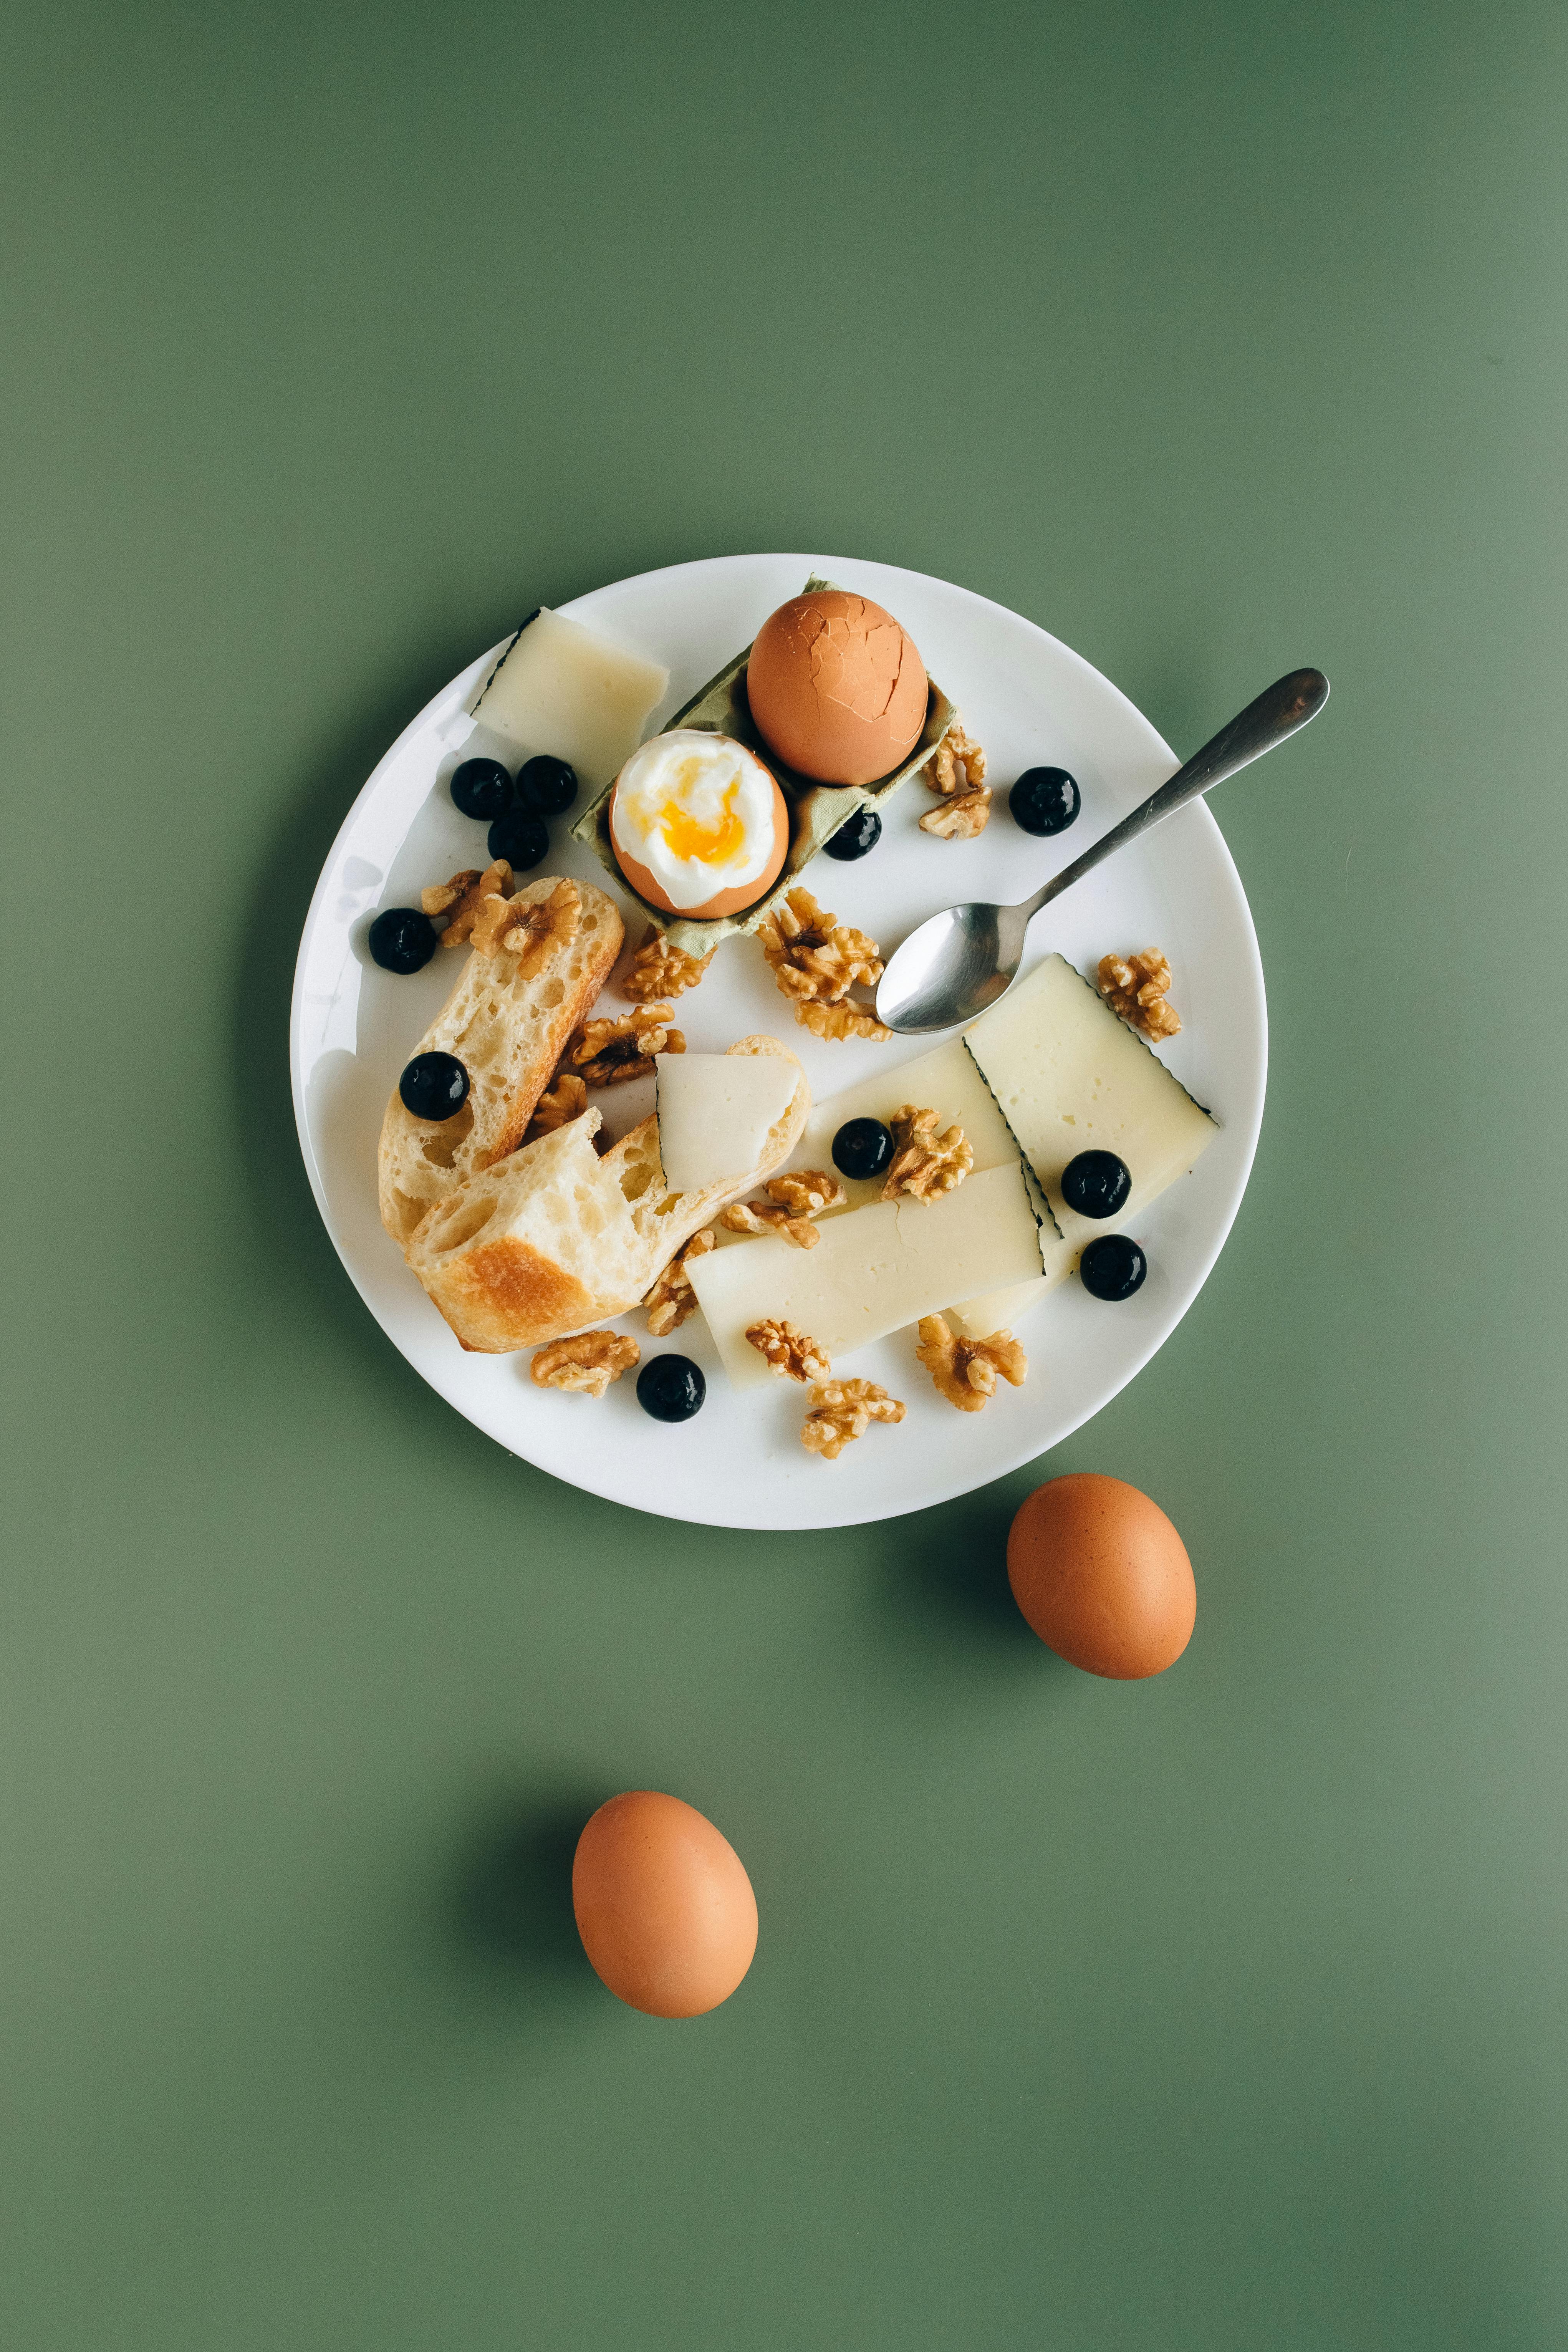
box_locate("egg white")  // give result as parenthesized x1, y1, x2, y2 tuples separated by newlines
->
(610, 731, 779, 911)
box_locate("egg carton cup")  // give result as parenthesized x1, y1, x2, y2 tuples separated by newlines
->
(570, 575, 955, 959)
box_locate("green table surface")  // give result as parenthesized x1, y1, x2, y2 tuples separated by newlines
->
(6, 2, 1568, 2345)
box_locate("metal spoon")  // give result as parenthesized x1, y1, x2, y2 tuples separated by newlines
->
(874, 667, 1330, 1035)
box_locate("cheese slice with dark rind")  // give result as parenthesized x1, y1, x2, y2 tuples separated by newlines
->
(952, 954, 1218, 1333)
(685, 1162, 1048, 1389)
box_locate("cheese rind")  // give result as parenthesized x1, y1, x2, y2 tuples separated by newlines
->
(962, 953, 1218, 1256)
(470, 608, 669, 790)
(655, 1053, 798, 1196)
(686, 1162, 1047, 1389)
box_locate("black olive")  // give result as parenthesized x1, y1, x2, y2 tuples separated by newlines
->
(450, 758, 514, 822)
(1010, 767, 1081, 836)
(1079, 1234, 1147, 1300)
(832, 1118, 894, 1181)
(368, 908, 438, 975)
(487, 805, 550, 870)
(1060, 1150, 1132, 1220)
(515, 755, 578, 817)
(636, 1355, 706, 1422)
(399, 1051, 470, 1121)
(824, 807, 882, 861)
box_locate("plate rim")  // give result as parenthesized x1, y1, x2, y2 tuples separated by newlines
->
(289, 551, 1267, 1529)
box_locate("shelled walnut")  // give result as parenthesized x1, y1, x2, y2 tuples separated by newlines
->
(755, 888, 889, 1044)
(920, 720, 990, 837)
(924, 719, 987, 798)
(523, 1071, 591, 1146)
(421, 859, 513, 947)
(529, 1330, 641, 1397)
(744, 1320, 831, 1383)
(642, 1229, 716, 1337)
(881, 1106, 973, 1202)
(565, 1004, 685, 1087)
(914, 1316, 1028, 1413)
(1098, 949, 1181, 1041)
(471, 877, 580, 970)
(720, 1170, 845, 1249)
(919, 788, 991, 840)
(621, 926, 714, 1002)
(800, 1379, 906, 1460)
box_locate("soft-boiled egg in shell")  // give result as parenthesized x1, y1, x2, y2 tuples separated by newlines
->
(609, 730, 789, 918)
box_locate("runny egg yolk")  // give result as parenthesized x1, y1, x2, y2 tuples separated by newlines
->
(609, 730, 788, 918)
(657, 766, 745, 866)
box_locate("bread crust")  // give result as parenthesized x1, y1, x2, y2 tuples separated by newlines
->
(405, 1036, 811, 1354)
(449, 1242, 604, 1355)
(377, 875, 624, 1247)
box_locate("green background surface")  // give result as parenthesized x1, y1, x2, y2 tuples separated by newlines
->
(5, 2, 1567, 2345)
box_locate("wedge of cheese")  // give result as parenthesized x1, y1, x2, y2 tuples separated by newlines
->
(962, 949, 1218, 1256)
(655, 1052, 801, 1196)
(470, 608, 669, 790)
(686, 1162, 1048, 1389)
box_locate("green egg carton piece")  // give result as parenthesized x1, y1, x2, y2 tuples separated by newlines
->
(569, 574, 955, 958)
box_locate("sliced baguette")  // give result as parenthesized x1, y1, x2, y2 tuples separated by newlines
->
(377, 875, 624, 1248)
(405, 1035, 809, 1353)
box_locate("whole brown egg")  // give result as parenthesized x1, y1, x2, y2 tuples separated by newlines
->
(571, 1790, 758, 2017)
(746, 590, 928, 785)
(1007, 1473, 1195, 1678)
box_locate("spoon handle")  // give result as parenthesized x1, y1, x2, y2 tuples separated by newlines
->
(1020, 667, 1330, 923)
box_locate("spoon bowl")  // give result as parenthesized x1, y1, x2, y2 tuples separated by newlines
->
(876, 668, 1329, 1035)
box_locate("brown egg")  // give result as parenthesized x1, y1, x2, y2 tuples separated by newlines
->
(746, 590, 928, 785)
(1007, 1473, 1195, 1679)
(572, 1791, 758, 2017)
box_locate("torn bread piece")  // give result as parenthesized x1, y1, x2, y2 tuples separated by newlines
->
(377, 876, 624, 1249)
(404, 1037, 809, 1353)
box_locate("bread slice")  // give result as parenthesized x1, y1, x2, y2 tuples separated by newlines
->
(377, 875, 624, 1248)
(405, 1035, 809, 1353)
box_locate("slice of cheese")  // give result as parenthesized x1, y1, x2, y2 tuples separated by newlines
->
(962, 952, 1218, 1259)
(655, 1052, 799, 1195)
(470, 608, 669, 790)
(686, 1162, 1047, 1389)
(793, 1038, 1070, 1335)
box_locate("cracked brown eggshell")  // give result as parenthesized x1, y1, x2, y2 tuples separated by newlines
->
(745, 590, 929, 786)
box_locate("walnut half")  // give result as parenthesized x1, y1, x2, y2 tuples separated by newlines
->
(924, 719, 988, 798)
(920, 721, 990, 838)
(473, 877, 580, 971)
(530, 1330, 641, 1398)
(914, 1316, 1027, 1413)
(622, 926, 714, 1002)
(881, 1106, 973, 1203)
(919, 787, 991, 840)
(745, 1320, 831, 1383)
(1098, 949, 1181, 1041)
(800, 1379, 906, 1460)
(421, 859, 513, 947)
(756, 888, 889, 1045)
(523, 1071, 592, 1148)
(566, 1005, 685, 1087)
(720, 1169, 846, 1249)
(642, 1229, 716, 1337)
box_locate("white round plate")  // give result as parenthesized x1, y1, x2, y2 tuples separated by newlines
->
(291, 554, 1265, 1530)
